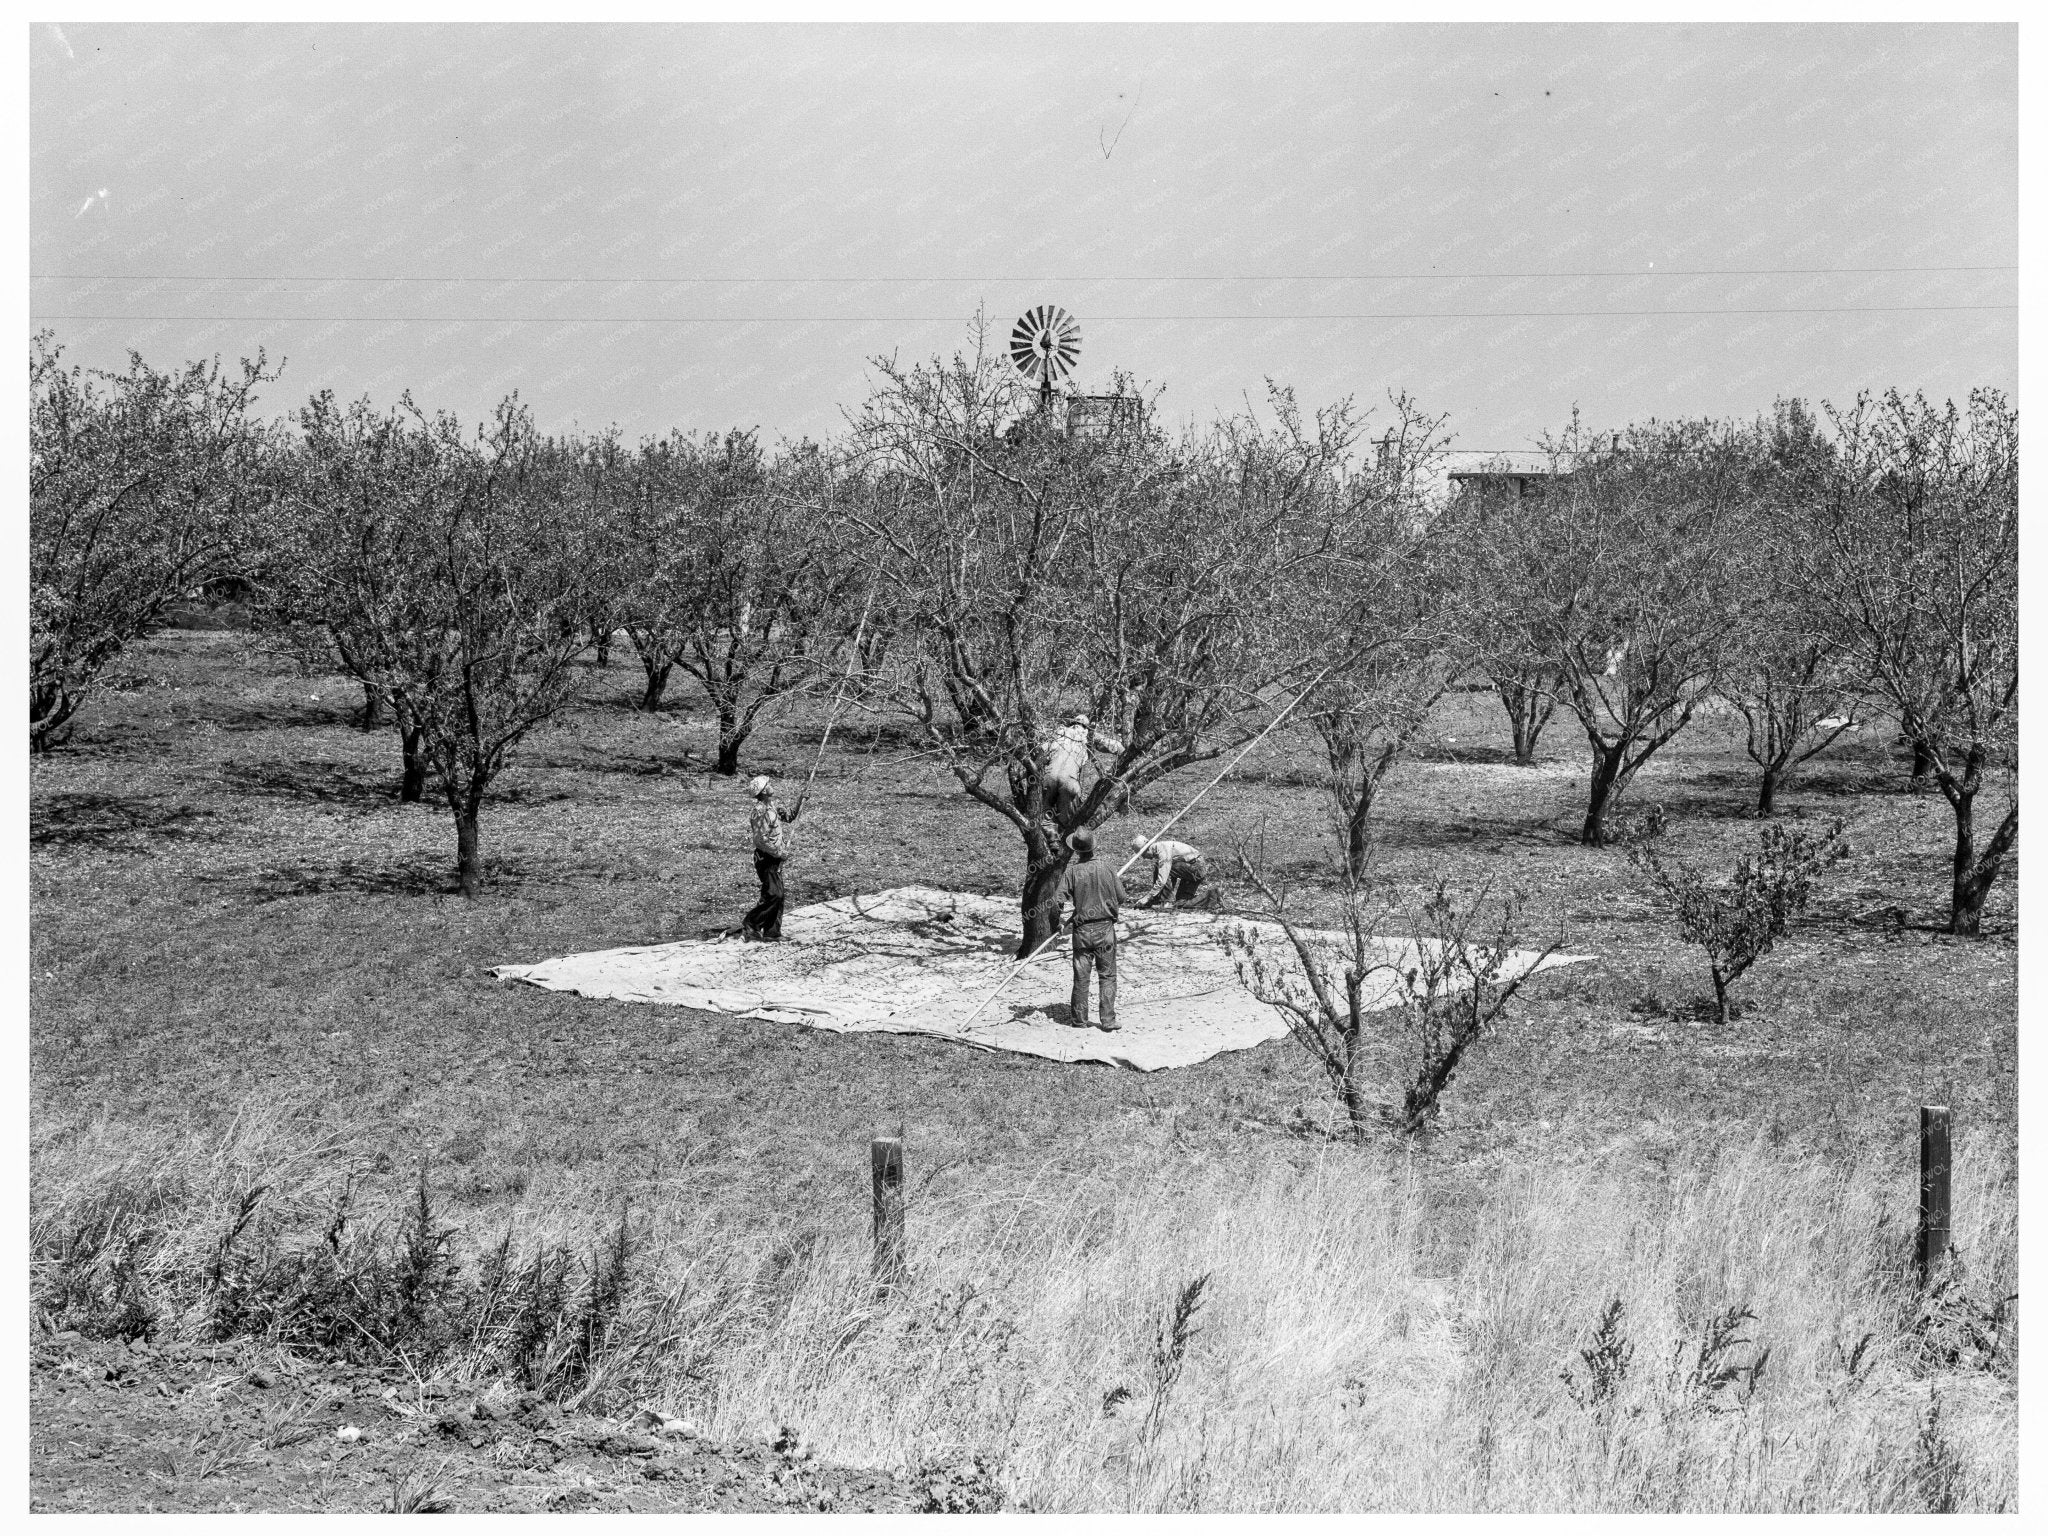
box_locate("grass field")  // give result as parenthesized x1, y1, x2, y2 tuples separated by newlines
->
(28, 628, 2019, 1510)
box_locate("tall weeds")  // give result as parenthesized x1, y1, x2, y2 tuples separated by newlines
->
(30, 1104, 2016, 1511)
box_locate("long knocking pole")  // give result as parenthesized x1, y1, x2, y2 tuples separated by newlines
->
(796, 581, 878, 810)
(955, 665, 1333, 1031)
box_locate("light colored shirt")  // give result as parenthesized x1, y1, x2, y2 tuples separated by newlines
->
(750, 799, 793, 857)
(1135, 838, 1202, 897)
(1043, 722, 1124, 780)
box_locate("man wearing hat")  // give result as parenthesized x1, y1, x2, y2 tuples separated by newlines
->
(742, 775, 804, 941)
(1050, 826, 1121, 1031)
(1129, 833, 1212, 910)
(1041, 711, 1124, 823)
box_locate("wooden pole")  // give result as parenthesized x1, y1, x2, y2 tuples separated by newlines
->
(1917, 1105, 1951, 1287)
(797, 582, 878, 812)
(870, 1135, 905, 1284)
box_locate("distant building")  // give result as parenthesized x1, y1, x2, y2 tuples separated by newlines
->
(1444, 451, 1563, 509)
(1064, 392, 1142, 440)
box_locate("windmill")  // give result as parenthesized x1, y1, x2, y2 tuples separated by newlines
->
(1008, 305, 1083, 411)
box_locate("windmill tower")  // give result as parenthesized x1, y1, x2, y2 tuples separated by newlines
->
(1006, 305, 1138, 439)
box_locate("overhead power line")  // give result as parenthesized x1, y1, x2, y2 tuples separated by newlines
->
(32, 305, 2018, 323)
(29, 264, 2018, 284)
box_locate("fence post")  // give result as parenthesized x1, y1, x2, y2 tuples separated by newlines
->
(870, 1135, 905, 1284)
(1917, 1105, 1951, 1287)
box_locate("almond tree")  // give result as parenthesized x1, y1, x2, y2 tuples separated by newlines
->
(841, 331, 1341, 956)
(1797, 389, 2017, 936)
(29, 334, 278, 752)
(1302, 393, 1461, 874)
(611, 431, 849, 773)
(1718, 401, 1867, 815)
(607, 430, 707, 715)
(672, 435, 855, 775)
(1449, 465, 1561, 767)
(281, 392, 598, 894)
(1475, 418, 1750, 845)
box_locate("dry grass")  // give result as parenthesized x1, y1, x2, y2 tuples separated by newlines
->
(31, 1101, 2016, 1511)
(28, 630, 2019, 1509)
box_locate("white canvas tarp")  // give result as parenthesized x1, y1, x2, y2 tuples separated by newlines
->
(492, 886, 1590, 1072)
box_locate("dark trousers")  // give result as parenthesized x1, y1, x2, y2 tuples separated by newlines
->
(1070, 919, 1117, 1027)
(744, 852, 785, 938)
(1143, 859, 1209, 908)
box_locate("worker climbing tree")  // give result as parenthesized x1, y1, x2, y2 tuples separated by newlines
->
(841, 337, 1375, 957)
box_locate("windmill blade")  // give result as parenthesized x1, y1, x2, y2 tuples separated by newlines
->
(1008, 304, 1083, 386)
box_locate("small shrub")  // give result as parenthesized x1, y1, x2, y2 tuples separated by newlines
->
(1392, 883, 1558, 1133)
(1228, 841, 1558, 1137)
(1669, 1303, 1770, 1415)
(1561, 1298, 1633, 1413)
(1624, 812, 1848, 1024)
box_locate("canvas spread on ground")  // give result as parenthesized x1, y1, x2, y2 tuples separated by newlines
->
(494, 886, 1592, 1072)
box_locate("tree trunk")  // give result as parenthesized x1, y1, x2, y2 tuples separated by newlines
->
(1494, 674, 1555, 766)
(714, 712, 751, 777)
(639, 661, 672, 713)
(399, 724, 428, 803)
(453, 791, 485, 898)
(1017, 837, 1072, 960)
(1948, 796, 2017, 938)
(592, 627, 612, 668)
(357, 683, 387, 730)
(1711, 969, 1730, 1026)
(1757, 764, 1780, 817)
(1581, 745, 1627, 846)
(1910, 736, 1934, 793)
(1344, 784, 1376, 877)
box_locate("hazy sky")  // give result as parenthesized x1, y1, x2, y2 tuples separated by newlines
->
(30, 22, 2016, 452)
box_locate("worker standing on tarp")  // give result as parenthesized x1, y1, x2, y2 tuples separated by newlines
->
(1129, 833, 1214, 910)
(1042, 711, 1124, 822)
(1052, 826, 1121, 1031)
(742, 775, 803, 942)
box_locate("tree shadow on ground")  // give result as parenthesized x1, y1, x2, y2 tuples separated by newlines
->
(543, 749, 705, 779)
(202, 702, 355, 733)
(228, 853, 496, 901)
(218, 757, 401, 807)
(31, 792, 220, 851)
(1370, 812, 1579, 853)
(1407, 741, 1545, 767)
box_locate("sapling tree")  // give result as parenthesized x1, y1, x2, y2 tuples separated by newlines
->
(1624, 810, 1848, 1024)
(1389, 883, 1557, 1133)
(1227, 827, 1400, 1137)
(29, 333, 279, 751)
(1227, 816, 1558, 1138)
